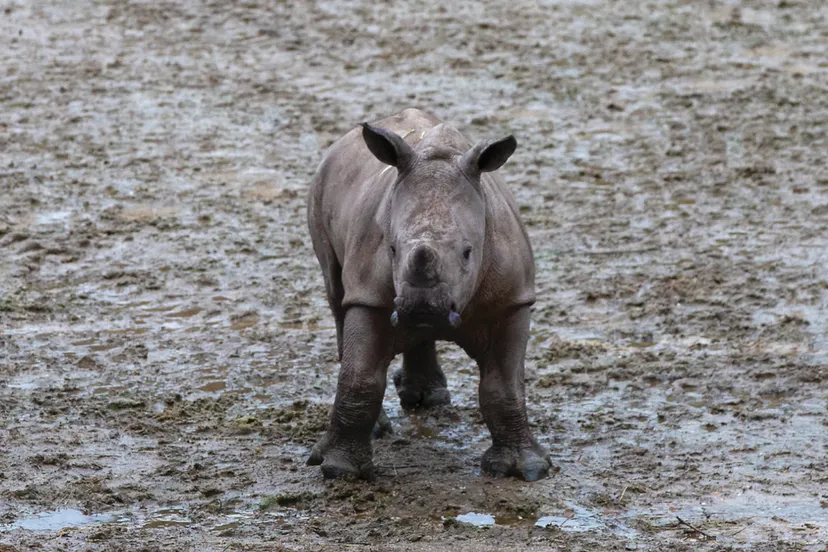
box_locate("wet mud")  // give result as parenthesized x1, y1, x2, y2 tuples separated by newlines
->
(1, 0, 827, 550)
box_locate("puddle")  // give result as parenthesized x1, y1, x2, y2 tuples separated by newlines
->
(211, 513, 256, 533)
(101, 328, 149, 336)
(453, 503, 637, 537)
(142, 518, 192, 528)
(166, 308, 202, 319)
(3, 505, 203, 533)
(455, 512, 495, 527)
(116, 300, 152, 309)
(90, 343, 120, 352)
(670, 77, 755, 95)
(6, 381, 40, 390)
(1, 509, 116, 532)
(538, 503, 637, 537)
(625, 492, 828, 543)
(627, 340, 656, 349)
(198, 380, 227, 393)
(36, 210, 72, 227)
(230, 313, 259, 330)
(408, 416, 441, 439)
(213, 521, 241, 532)
(535, 504, 608, 533)
(140, 507, 192, 529)
(452, 512, 536, 528)
(142, 305, 178, 313)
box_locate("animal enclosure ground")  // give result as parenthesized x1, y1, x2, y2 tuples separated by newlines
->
(1, 0, 827, 550)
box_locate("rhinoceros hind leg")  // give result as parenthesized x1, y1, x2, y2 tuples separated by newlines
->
(393, 340, 451, 410)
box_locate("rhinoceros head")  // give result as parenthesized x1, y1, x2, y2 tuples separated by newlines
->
(361, 122, 517, 329)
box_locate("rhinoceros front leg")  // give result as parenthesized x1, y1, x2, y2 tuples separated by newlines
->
(469, 307, 551, 481)
(307, 306, 392, 479)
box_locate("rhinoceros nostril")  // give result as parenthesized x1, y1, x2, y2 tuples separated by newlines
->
(412, 245, 434, 269)
(406, 245, 439, 287)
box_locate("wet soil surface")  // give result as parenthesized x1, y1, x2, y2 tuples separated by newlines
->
(2, 0, 827, 550)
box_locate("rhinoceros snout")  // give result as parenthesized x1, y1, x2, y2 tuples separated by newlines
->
(392, 283, 461, 329)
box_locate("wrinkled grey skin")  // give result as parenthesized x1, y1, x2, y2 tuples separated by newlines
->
(306, 108, 550, 481)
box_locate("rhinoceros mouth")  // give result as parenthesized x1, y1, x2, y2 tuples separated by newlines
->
(391, 283, 461, 329)
(390, 305, 462, 329)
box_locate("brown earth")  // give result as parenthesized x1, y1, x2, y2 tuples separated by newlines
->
(1, 0, 827, 550)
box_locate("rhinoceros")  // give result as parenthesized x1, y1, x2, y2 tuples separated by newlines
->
(306, 108, 550, 481)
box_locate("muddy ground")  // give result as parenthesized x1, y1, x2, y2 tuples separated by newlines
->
(1, 0, 827, 550)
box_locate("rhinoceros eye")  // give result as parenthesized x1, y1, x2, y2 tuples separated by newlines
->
(390, 245, 396, 257)
(463, 246, 472, 261)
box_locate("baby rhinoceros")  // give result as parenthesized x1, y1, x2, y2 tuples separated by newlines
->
(306, 108, 550, 481)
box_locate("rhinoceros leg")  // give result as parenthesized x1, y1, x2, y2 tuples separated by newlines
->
(467, 307, 551, 482)
(371, 407, 393, 439)
(310, 238, 391, 440)
(307, 306, 392, 479)
(393, 340, 451, 409)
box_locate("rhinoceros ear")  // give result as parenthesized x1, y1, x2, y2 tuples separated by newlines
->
(361, 123, 415, 169)
(464, 135, 517, 174)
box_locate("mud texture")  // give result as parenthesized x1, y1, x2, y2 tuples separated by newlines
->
(1, 0, 827, 551)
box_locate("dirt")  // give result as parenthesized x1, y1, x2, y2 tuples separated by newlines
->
(1, 0, 827, 550)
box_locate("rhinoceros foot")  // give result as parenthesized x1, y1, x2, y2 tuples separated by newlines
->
(481, 443, 552, 482)
(393, 369, 451, 410)
(307, 435, 375, 480)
